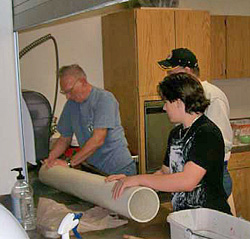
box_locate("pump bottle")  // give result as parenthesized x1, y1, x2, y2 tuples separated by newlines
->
(11, 167, 36, 230)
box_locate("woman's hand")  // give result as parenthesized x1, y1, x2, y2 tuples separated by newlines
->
(107, 175, 140, 200)
(123, 235, 144, 239)
(105, 174, 126, 182)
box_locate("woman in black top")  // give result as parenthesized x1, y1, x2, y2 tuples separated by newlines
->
(106, 72, 231, 215)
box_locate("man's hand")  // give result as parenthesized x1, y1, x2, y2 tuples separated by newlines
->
(42, 136, 72, 168)
(69, 128, 107, 167)
(42, 158, 68, 169)
(42, 158, 57, 168)
(106, 174, 140, 200)
(69, 157, 82, 168)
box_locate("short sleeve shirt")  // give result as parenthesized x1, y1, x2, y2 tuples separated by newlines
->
(201, 81, 233, 154)
(164, 115, 231, 214)
(57, 87, 133, 174)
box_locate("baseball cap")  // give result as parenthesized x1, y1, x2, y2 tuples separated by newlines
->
(158, 48, 199, 70)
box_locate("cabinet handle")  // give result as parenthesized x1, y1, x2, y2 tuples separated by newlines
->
(222, 63, 226, 77)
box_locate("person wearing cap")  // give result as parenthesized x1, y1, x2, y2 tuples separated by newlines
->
(158, 48, 233, 199)
(43, 64, 137, 176)
(106, 72, 231, 215)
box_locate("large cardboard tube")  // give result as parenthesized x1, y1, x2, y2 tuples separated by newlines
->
(39, 166, 160, 223)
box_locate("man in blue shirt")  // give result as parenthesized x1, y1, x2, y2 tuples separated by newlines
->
(44, 64, 136, 175)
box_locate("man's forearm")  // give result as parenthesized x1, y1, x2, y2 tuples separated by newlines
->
(70, 137, 103, 167)
(48, 136, 71, 160)
(70, 128, 107, 167)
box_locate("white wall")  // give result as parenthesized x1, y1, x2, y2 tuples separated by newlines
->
(18, 0, 250, 120)
(19, 16, 103, 119)
(0, 1, 25, 195)
(213, 79, 250, 119)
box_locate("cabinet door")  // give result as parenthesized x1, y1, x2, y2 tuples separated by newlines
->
(175, 10, 211, 82)
(102, 10, 139, 155)
(228, 152, 250, 220)
(210, 16, 226, 80)
(227, 16, 250, 78)
(136, 9, 175, 97)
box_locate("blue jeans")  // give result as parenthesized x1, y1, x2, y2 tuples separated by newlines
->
(223, 163, 232, 199)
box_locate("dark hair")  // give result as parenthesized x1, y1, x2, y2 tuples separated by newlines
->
(158, 72, 210, 114)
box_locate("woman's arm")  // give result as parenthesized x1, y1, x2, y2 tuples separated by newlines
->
(108, 161, 206, 200)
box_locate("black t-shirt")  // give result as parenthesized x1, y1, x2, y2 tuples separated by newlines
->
(164, 114, 231, 214)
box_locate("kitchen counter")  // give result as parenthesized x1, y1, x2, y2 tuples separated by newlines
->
(0, 194, 172, 239)
(232, 144, 250, 153)
(0, 167, 173, 239)
(3, 144, 250, 239)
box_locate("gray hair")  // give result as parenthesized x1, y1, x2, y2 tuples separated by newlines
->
(59, 64, 87, 80)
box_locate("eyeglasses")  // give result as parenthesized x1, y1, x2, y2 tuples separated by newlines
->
(60, 78, 80, 95)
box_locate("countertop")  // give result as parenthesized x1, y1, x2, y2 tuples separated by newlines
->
(232, 144, 250, 153)
(0, 192, 172, 239)
(5, 141, 250, 239)
(3, 143, 250, 239)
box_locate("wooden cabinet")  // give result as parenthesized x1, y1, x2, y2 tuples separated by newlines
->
(228, 151, 250, 220)
(211, 16, 250, 80)
(102, 8, 210, 173)
(175, 10, 211, 82)
(211, 16, 226, 79)
(227, 16, 250, 78)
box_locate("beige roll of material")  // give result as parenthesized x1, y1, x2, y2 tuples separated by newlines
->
(39, 166, 160, 223)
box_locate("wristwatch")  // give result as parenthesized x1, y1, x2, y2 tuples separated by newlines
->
(65, 157, 72, 168)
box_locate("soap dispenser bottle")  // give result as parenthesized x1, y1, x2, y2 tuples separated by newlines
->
(11, 167, 36, 230)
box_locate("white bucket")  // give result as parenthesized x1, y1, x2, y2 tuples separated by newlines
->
(167, 208, 250, 239)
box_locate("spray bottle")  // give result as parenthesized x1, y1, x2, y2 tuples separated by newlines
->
(11, 167, 36, 231)
(58, 213, 83, 239)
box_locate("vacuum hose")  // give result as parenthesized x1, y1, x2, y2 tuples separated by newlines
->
(19, 34, 59, 126)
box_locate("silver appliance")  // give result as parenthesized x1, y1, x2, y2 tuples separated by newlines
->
(144, 100, 174, 173)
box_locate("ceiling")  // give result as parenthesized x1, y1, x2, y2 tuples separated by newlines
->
(13, 0, 129, 31)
